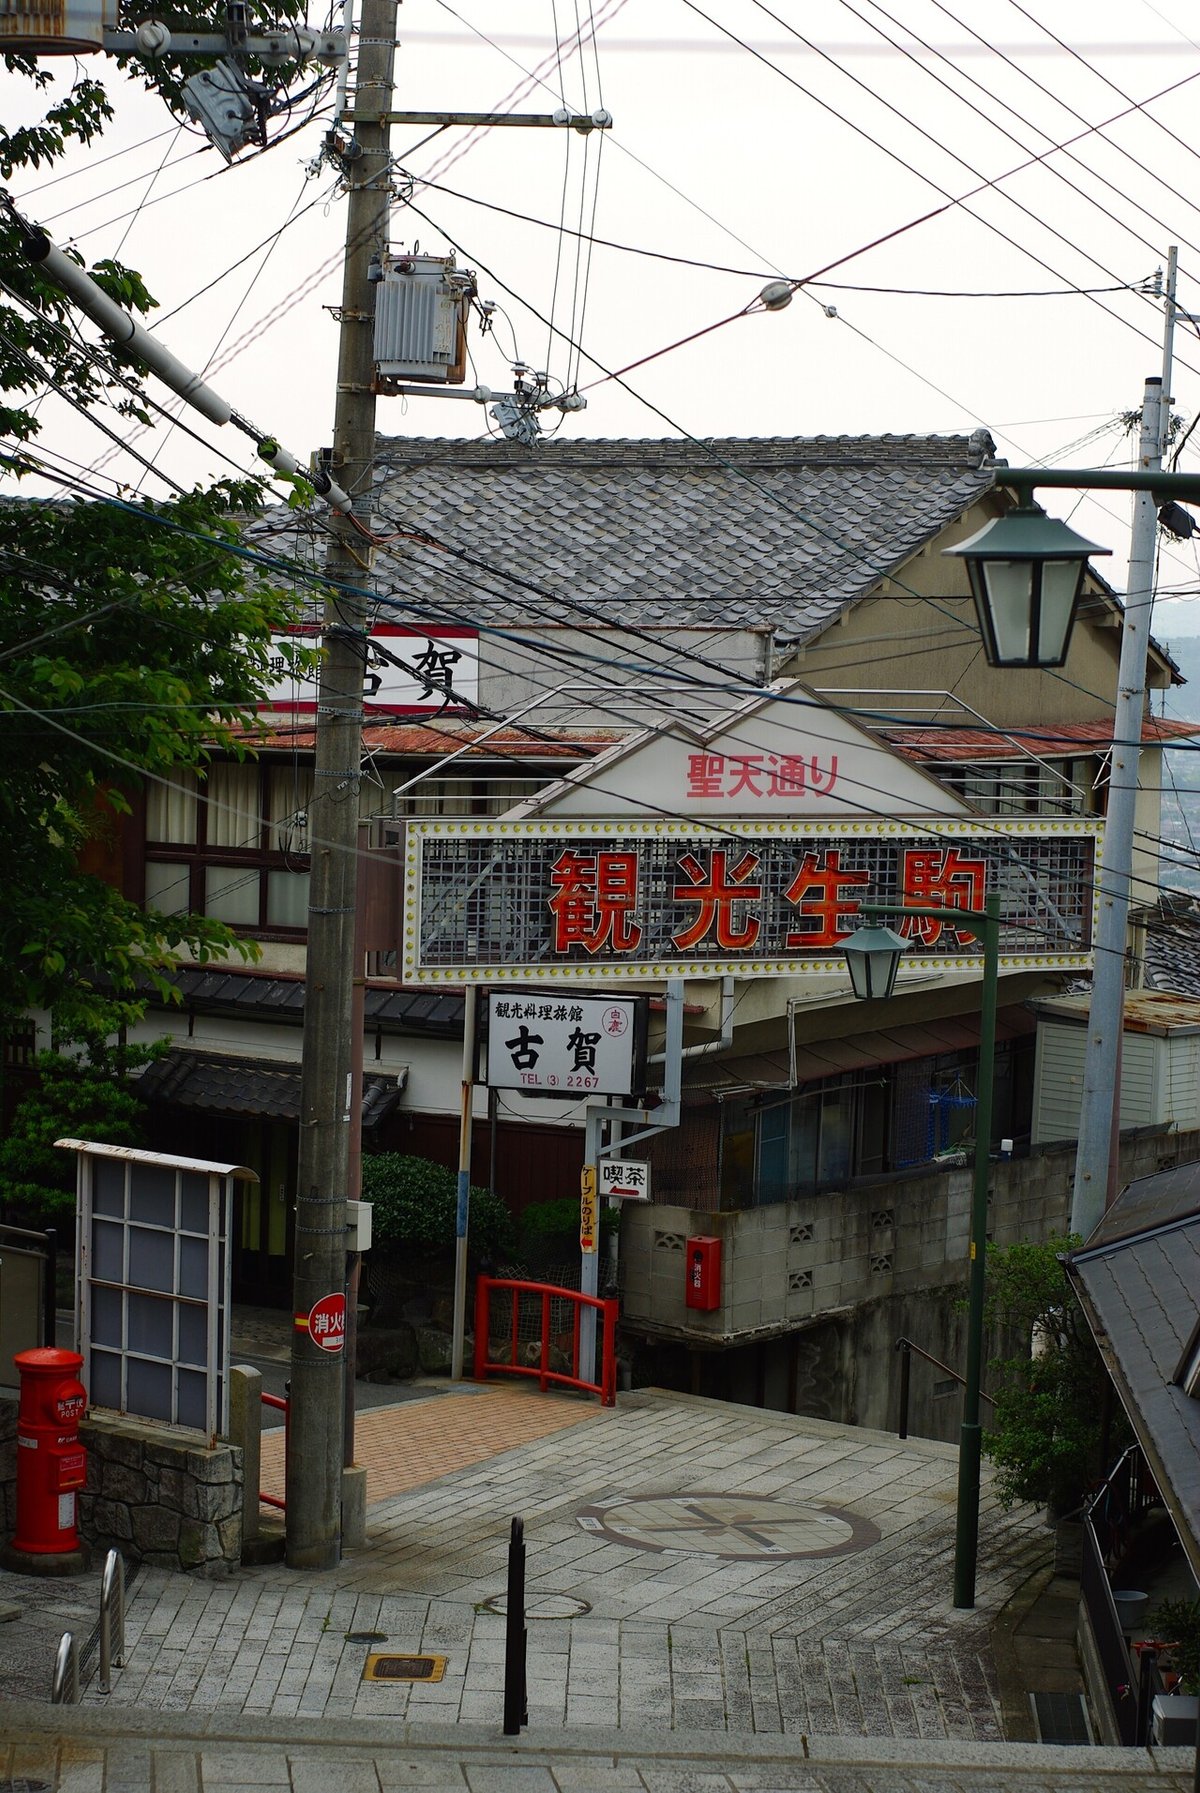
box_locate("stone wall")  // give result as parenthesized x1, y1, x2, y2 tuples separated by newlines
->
(0, 1396, 242, 1577)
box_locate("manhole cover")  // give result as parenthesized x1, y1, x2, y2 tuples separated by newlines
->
(362, 1653, 447, 1683)
(576, 1493, 880, 1560)
(480, 1592, 591, 1620)
(345, 1630, 388, 1643)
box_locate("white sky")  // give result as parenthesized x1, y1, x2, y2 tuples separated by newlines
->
(8, 1, 1200, 628)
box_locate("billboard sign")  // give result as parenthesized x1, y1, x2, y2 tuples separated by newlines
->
(484, 991, 648, 1097)
(263, 625, 478, 714)
(600, 1159, 651, 1202)
(405, 818, 1100, 984)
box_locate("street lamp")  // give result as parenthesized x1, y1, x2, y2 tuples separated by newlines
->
(943, 504, 1110, 669)
(842, 892, 1000, 1611)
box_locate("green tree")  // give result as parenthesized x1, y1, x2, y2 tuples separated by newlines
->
(982, 1234, 1121, 1515)
(0, 1037, 164, 1218)
(0, 52, 320, 1056)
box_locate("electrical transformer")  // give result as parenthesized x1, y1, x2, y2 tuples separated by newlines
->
(373, 251, 477, 389)
(0, 0, 115, 53)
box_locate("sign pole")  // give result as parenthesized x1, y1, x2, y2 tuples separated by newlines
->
(579, 1107, 604, 1383)
(451, 985, 477, 1380)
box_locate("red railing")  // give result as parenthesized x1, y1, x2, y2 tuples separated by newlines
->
(260, 1390, 288, 1510)
(473, 1277, 618, 1407)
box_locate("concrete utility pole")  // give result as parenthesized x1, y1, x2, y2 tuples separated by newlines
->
(1072, 252, 1179, 1239)
(286, 0, 396, 1568)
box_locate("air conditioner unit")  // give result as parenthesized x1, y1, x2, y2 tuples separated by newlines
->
(373, 252, 477, 389)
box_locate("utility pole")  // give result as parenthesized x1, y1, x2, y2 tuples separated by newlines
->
(1071, 250, 1179, 1240)
(286, 0, 396, 1568)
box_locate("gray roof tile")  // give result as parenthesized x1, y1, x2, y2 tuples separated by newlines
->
(359, 432, 998, 641)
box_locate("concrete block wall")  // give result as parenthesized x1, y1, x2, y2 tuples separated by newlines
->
(621, 1124, 1200, 1348)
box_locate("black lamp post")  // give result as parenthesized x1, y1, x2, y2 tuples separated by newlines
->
(842, 895, 1000, 1611)
(943, 504, 1110, 669)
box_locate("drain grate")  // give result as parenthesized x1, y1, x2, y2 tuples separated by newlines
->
(362, 1653, 446, 1683)
(0, 1780, 51, 1791)
(1032, 1690, 1092, 1745)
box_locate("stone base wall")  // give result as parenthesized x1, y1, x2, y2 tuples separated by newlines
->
(0, 1396, 242, 1577)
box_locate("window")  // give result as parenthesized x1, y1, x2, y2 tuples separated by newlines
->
(142, 762, 312, 937)
(935, 757, 1095, 817)
(719, 1040, 1032, 1208)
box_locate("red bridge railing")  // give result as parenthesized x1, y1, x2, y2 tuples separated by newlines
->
(473, 1277, 617, 1407)
(260, 1390, 288, 1510)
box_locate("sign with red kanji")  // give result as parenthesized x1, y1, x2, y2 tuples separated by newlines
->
(300, 1293, 346, 1353)
(405, 819, 1101, 983)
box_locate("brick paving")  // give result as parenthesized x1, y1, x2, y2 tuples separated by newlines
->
(260, 1383, 605, 1505)
(84, 1391, 1049, 1740)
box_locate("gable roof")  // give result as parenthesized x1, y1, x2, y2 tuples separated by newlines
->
(367, 431, 1000, 643)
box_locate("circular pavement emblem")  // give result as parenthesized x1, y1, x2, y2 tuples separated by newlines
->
(576, 1493, 880, 1560)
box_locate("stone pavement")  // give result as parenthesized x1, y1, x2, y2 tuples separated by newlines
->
(3, 1381, 1167, 1787)
(1, 1700, 1197, 1791)
(84, 1391, 1046, 1736)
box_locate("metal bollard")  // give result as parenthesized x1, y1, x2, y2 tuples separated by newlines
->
(51, 1631, 79, 1705)
(897, 1338, 912, 1440)
(502, 1515, 527, 1736)
(99, 1548, 125, 1693)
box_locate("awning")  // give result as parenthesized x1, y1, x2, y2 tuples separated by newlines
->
(136, 1048, 406, 1129)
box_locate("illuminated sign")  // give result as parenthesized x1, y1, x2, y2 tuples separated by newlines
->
(263, 625, 478, 714)
(404, 818, 1100, 983)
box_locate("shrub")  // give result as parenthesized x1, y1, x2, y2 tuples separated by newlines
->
(360, 1153, 514, 1261)
(0, 1038, 159, 1221)
(981, 1233, 1121, 1514)
(519, 1194, 620, 1244)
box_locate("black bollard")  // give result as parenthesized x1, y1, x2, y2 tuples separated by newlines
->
(503, 1515, 528, 1735)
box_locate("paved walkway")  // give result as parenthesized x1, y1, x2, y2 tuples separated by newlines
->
(91, 1392, 1044, 1736)
(3, 1701, 1197, 1791)
(260, 1383, 604, 1505)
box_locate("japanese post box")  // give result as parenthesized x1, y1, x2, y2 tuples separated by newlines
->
(685, 1236, 722, 1311)
(12, 1347, 87, 1556)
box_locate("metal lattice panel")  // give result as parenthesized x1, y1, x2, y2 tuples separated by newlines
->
(405, 819, 1099, 982)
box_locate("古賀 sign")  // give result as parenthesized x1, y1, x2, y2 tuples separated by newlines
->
(483, 991, 648, 1096)
(404, 817, 1100, 983)
(262, 625, 478, 714)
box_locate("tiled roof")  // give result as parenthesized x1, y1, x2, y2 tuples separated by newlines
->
(339, 432, 1001, 642)
(149, 966, 466, 1034)
(1067, 1186, 1200, 1577)
(887, 718, 1200, 761)
(1143, 896, 1200, 1000)
(136, 1047, 404, 1128)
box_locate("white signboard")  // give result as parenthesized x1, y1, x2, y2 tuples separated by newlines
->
(600, 1159, 651, 1202)
(263, 624, 478, 714)
(484, 992, 647, 1097)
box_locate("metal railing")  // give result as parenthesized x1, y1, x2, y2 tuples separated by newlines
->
(260, 1390, 289, 1510)
(51, 1632, 79, 1705)
(1082, 1514, 1139, 1745)
(1080, 1444, 1166, 1747)
(895, 1336, 994, 1439)
(474, 1277, 618, 1407)
(98, 1548, 124, 1693)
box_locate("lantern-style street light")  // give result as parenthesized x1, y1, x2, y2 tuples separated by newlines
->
(943, 504, 1111, 669)
(841, 893, 1000, 1611)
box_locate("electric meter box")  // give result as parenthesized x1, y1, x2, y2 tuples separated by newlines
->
(373, 252, 477, 388)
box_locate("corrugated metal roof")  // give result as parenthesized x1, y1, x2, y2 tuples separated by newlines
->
(1033, 989, 1200, 1035)
(886, 718, 1200, 762)
(682, 1006, 1035, 1091)
(234, 723, 616, 757)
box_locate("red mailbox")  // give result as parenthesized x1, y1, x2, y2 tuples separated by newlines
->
(685, 1236, 722, 1311)
(12, 1348, 87, 1557)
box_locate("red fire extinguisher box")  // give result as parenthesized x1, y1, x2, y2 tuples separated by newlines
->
(685, 1236, 722, 1311)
